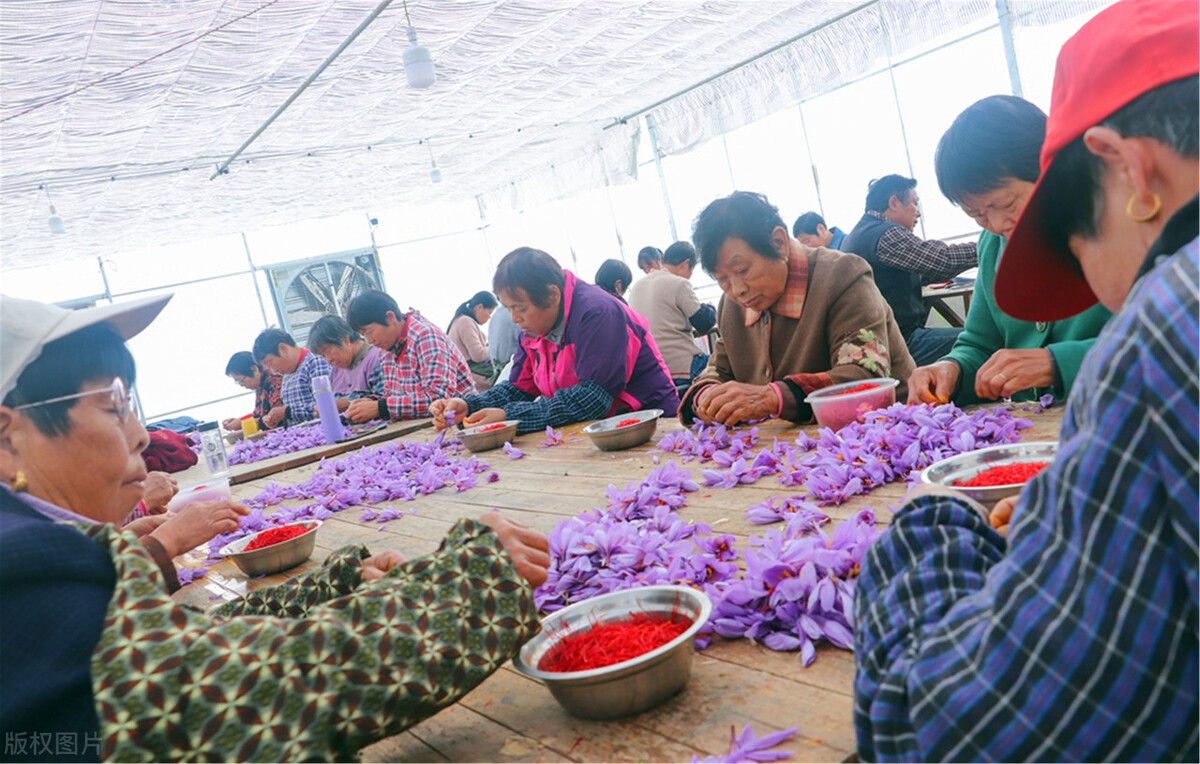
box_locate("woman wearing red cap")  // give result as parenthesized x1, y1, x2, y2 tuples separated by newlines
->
(855, 0, 1199, 760)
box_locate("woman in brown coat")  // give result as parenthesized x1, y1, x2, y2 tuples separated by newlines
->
(681, 191, 915, 426)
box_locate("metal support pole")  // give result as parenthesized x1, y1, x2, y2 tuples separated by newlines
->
(646, 115, 678, 242)
(211, 0, 396, 179)
(995, 0, 1025, 98)
(242, 232, 270, 326)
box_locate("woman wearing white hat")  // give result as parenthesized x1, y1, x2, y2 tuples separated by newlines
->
(0, 294, 549, 761)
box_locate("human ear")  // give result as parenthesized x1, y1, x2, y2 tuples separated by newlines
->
(0, 408, 24, 482)
(1082, 126, 1153, 194)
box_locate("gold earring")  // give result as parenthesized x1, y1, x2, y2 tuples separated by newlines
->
(10, 470, 27, 493)
(1126, 192, 1162, 223)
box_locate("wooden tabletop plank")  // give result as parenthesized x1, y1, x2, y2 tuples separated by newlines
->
(172, 405, 1066, 761)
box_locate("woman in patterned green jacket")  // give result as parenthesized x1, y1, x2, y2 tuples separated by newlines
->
(0, 293, 549, 762)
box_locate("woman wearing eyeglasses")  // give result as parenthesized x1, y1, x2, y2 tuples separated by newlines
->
(0, 294, 548, 761)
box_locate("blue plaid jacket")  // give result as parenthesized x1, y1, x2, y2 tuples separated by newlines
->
(854, 205, 1199, 761)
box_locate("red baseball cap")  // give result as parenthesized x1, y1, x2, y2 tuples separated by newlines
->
(995, 0, 1199, 321)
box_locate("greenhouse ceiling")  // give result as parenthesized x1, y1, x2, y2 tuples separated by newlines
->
(0, 0, 1100, 268)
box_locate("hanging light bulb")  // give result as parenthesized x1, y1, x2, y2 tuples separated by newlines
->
(402, 0, 435, 89)
(41, 185, 65, 234)
(426, 140, 442, 183)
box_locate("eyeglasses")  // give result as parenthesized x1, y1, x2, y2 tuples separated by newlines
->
(13, 378, 138, 423)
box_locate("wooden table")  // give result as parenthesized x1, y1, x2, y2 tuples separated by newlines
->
(922, 281, 975, 327)
(173, 406, 1065, 763)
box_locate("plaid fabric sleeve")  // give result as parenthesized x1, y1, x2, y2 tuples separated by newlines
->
(853, 245, 1199, 762)
(464, 380, 535, 412)
(490, 378, 614, 434)
(876, 226, 977, 281)
(382, 317, 475, 420)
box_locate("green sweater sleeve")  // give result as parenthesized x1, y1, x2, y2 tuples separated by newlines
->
(213, 544, 369, 619)
(943, 230, 1006, 406)
(87, 519, 540, 762)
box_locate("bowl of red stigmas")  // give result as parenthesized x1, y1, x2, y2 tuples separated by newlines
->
(459, 420, 520, 452)
(219, 520, 321, 577)
(804, 378, 899, 431)
(921, 441, 1058, 510)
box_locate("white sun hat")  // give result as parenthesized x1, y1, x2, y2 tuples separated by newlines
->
(1, 293, 173, 400)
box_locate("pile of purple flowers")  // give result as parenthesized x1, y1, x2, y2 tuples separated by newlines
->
(709, 508, 882, 665)
(535, 463, 740, 619)
(226, 421, 373, 465)
(205, 431, 491, 563)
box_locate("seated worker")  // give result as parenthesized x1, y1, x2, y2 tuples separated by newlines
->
(252, 328, 332, 428)
(221, 351, 283, 431)
(0, 294, 550, 762)
(682, 191, 915, 426)
(594, 258, 633, 303)
(345, 290, 475, 422)
(906, 95, 1111, 405)
(841, 174, 978, 366)
(488, 304, 523, 382)
(430, 247, 680, 435)
(306, 315, 385, 418)
(855, 3, 1198, 759)
(792, 211, 847, 251)
(636, 245, 663, 274)
(628, 241, 716, 395)
(446, 291, 498, 391)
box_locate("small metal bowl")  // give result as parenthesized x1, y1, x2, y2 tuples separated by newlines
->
(581, 409, 663, 451)
(513, 585, 711, 720)
(921, 441, 1058, 510)
(218, 520, 321, 577)
(459, 420, 519, 452)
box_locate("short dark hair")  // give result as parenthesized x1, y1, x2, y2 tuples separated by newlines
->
(307, 315, 360, 353)
(594, 258, 633, 297)
(662, 241, 697, 268)
(225, 351, 258, 377)
(3, 323, 137, 437)
(251, 327, 296, 363)
(791, 211, 825, 238)
(1040, 75, 1199, 256)
(864, 175, 917, 213)
(692, 191, 788, 276)
(636, 246, 663, 269)
(493, 248, 565, 309)
(936, 96, 1046, 204)
(346, 290, 402, 331)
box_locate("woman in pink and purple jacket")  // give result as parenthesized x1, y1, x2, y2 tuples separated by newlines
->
(431, 247, 679, 434)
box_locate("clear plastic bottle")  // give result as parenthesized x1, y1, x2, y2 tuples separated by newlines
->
(312, 374, 343, 445)
(197, 421, 231, 477)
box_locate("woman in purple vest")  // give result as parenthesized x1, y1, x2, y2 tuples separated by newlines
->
(306, 315, 385, 422)
(431, 247, 679, 435)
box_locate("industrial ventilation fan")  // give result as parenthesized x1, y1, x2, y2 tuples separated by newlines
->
(266, 249, 385, 348)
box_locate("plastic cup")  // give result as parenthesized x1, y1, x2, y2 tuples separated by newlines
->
(166, 477, 232, 512)
(241, 417, 259, 437)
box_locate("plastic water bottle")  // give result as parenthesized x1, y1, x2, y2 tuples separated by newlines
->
(197, 421, 231, 477)
(312, 374, 343, 445)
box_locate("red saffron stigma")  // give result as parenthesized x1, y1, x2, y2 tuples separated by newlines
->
(954, 461, 1049, 487)
(836, 383, 878, 395)
(617, 418, 641, 428)
(244, 524, 309, 551)
(478, 423, 508, 432)
(538, 613, 692, 672)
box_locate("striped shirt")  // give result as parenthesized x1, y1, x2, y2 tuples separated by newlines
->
(871, 210, 978, 281)
(854, 228, 1199, 759)
(280, 350, 332, 427)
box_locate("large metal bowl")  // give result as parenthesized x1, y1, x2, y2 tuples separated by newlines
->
(514, 585, 711, 720)
(459, 420, 519, 452)
(218, 520, 321, 577)
(581, 409, 663, 451)
(921, 441, 1058, 510)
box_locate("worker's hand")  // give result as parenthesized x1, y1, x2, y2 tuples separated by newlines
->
(345, 398, 380, 423)
(479, 512, 551, 589)
(221, 417, 241, 432)
(429, 398, 468, 430)
(335, 397, 350, 413)
(149, 500, 250, 558)
(141, 471, 179, 514)
(989, 495, 1018, 537)
(464, 408, 507, 428)
(122, 513, 170, 538)
(262, 406, 285, 428)
(907, 361, 958, 405)
(694, 381, 775, 426)
(361, 549, 408, 582)
(975, 349, 1054, 400)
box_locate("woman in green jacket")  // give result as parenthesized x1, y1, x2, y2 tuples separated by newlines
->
(907, 95, 1111, 405)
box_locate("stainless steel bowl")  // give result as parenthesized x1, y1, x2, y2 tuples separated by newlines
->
(921, 441, 1058, 509)
(581, 409, 663, 451)
(459, 420, 519, 452)
(218, 520, 321, 577)
(514, 585, 711, 720)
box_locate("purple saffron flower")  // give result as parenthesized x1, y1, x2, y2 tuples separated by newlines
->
(502, 442, 524, 460)
(541, 426, 564, 447)
(693, 724, 801, 763)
